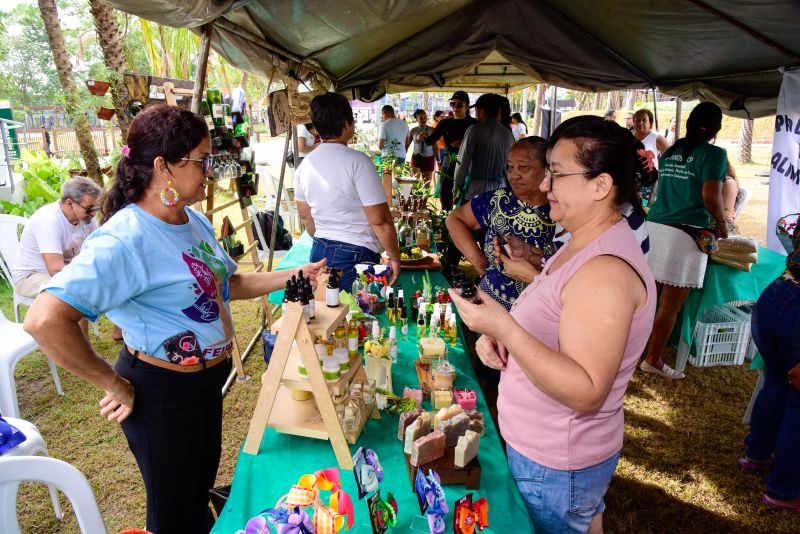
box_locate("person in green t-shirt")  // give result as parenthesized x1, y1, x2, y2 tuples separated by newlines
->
(641, 102, 728, 380)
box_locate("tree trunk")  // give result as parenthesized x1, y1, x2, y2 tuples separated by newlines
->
(38, 0, 102, 185)
(624, 90, 636, 110)
(532, 84, 546, 137)
(89, 0, 130, 138)
(737, 118, 754, 164)
(591, 92, 600, 110)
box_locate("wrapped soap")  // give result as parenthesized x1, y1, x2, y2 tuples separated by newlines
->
(333, 347, 350, 373)
(419, 336, 446, 362)
(404, 412, 432, 454)
(403, 387, 423, 407)
(454, 430, 480, 467)
(431, 360, 456, 390)
(321, 356, 340, 382)
(466, 409, 484, 436)
(410, 430, 445, 467)
(433, 404, 463, 430)
(397, 408, 422, 441)
(439, 411, 470, 447)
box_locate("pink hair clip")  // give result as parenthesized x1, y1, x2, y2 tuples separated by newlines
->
(121, 144, 130, 158)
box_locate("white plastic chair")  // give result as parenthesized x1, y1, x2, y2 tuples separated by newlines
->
(0, 214, 35, 322)
(0, 307, 63, 419)
(0, 417, 64, 524)
(0, 214, 100, 336)
(0, 455, 108, 534)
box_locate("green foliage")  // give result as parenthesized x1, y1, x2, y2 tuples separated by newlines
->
(0, 150, 68, 217)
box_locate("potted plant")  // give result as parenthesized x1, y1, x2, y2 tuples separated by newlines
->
(85, 80, 110, 96)
(223, 235, 245, 259)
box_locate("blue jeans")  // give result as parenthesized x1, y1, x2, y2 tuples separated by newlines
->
(310, 237, 380, 294)
(507, 444, 620, 534)
(745, 277, 800, 501)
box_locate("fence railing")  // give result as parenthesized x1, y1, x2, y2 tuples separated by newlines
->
(16, 127, 123, 157)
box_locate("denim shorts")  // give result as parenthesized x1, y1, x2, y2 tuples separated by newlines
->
(310, 237, 381, 293)
(506, 444, 620, 534)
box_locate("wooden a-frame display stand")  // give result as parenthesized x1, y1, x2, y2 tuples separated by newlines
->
(243, 294, 371, 470)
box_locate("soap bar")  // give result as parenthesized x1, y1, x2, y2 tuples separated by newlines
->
(403, 387, 423, 407)
(454, 389, 477, 410)
(439, 412, 470, 447)
(397, 408, 422, 441)
(410, 430, 445, 467)
(466, 409, 485, 436)
(404, 412, 432, 454)
(454, 430, 480, 467)
(419, 337, 446, 360)
(433, 404, 463, 431)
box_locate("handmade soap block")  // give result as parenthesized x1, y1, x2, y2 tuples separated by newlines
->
(439, 412, 470, 447)
(432, 389, 453, 409)
(404, 412, 432, 454)
(454, 389, 477, 410)
(433, 404, 463, 431)
(454, 430, 480, 467)
(410, 430, 445, 467)
(397, 408, 422, 441)
(466, 409, 484, 436)
(403, 386, 423, 407)
(419, 336, 446, 361)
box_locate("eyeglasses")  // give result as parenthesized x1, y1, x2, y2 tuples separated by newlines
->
(73, 201, 99, 214)
(449, 101, 466, 109)
(544, 166, 593, 189)
(181, 155, 214, 175)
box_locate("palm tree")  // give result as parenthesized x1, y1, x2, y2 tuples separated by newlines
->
(532, 84, 546, 137)
(89, 0, 130, 138)
(38, 0, 102, 185)
(737, 118, 754, 164)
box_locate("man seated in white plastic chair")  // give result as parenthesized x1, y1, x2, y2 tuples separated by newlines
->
(11, 177, 101, 337)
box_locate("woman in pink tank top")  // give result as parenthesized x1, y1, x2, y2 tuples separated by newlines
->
(450, 119, 656, 534)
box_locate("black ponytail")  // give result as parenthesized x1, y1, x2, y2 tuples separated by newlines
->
(672, 102, 722, 162)
(101, 104, 208, 224)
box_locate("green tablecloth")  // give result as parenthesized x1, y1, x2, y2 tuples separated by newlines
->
(675, 246, 786, 370)
(214, 240, 533, 533)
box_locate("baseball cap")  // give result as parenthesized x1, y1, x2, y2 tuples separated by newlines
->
(449, 91, 469, 105)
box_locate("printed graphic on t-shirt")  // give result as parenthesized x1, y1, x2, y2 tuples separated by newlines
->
(180, 240, 234, 344)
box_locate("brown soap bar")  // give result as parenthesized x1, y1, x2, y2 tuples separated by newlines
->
(398, 408, 422, 441)
(466, 409, 485, 436)
(410, 430, 445, 467)
(404, 412, 432, 454)
(439, 412, 470, 447)
(433, 404, 463, 430)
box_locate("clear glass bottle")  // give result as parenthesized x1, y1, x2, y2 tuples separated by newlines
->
(398, 216, 414, 248)
(388, 325, 398, 363)
(415, 217, 431, 249)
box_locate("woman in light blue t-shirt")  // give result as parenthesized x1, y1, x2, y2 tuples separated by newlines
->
(24, 104, 325, 534)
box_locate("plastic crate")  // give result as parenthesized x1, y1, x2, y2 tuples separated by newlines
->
(689, 304, 751, 367)
(728, 300, 757, 361)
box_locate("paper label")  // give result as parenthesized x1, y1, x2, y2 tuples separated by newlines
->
(204, 116, 214, 130)
(225, 114, 233, 129)
(212, 104, 224, 118)
(326, 287, 339, 307)
(348, 336, 358, 352)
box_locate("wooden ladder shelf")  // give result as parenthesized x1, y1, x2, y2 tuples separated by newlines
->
(243, 301, 370, 470)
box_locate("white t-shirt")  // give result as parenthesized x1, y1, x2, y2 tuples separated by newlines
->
(409, 126, 434, 157)
(294, 143, 387, 252)
(640, 131, 661, 166)
(379, 118, 410, 158)
(12, 201, 99, 282)
(297, 124, 316, 156)
(511, 122, 527, 141)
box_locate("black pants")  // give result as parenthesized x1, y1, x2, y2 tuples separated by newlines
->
(439, 160, 456, 211)
(114, 348, 231, 534)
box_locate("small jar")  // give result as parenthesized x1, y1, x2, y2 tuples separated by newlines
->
(315, 343, 328, 363)
(322, 356, 341, 382)
(333, 347, 350, 373)
(431, 360, 456, 390)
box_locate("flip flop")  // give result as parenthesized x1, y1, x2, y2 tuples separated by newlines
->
(737, 457, 773, 472)
(639, 360, 686, 380)
(761, 494, 800, 513)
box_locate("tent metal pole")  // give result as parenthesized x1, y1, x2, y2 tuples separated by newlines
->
(292, 125, 300, 168)
(267, 129, 292, 272)
(651, 87, 659, 131)
(549, 85, 557, 134)
(191, 24, 213, 114)
(675, 97, 682, 141)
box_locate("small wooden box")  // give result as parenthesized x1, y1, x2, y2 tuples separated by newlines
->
(404, 449, 481, 490)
